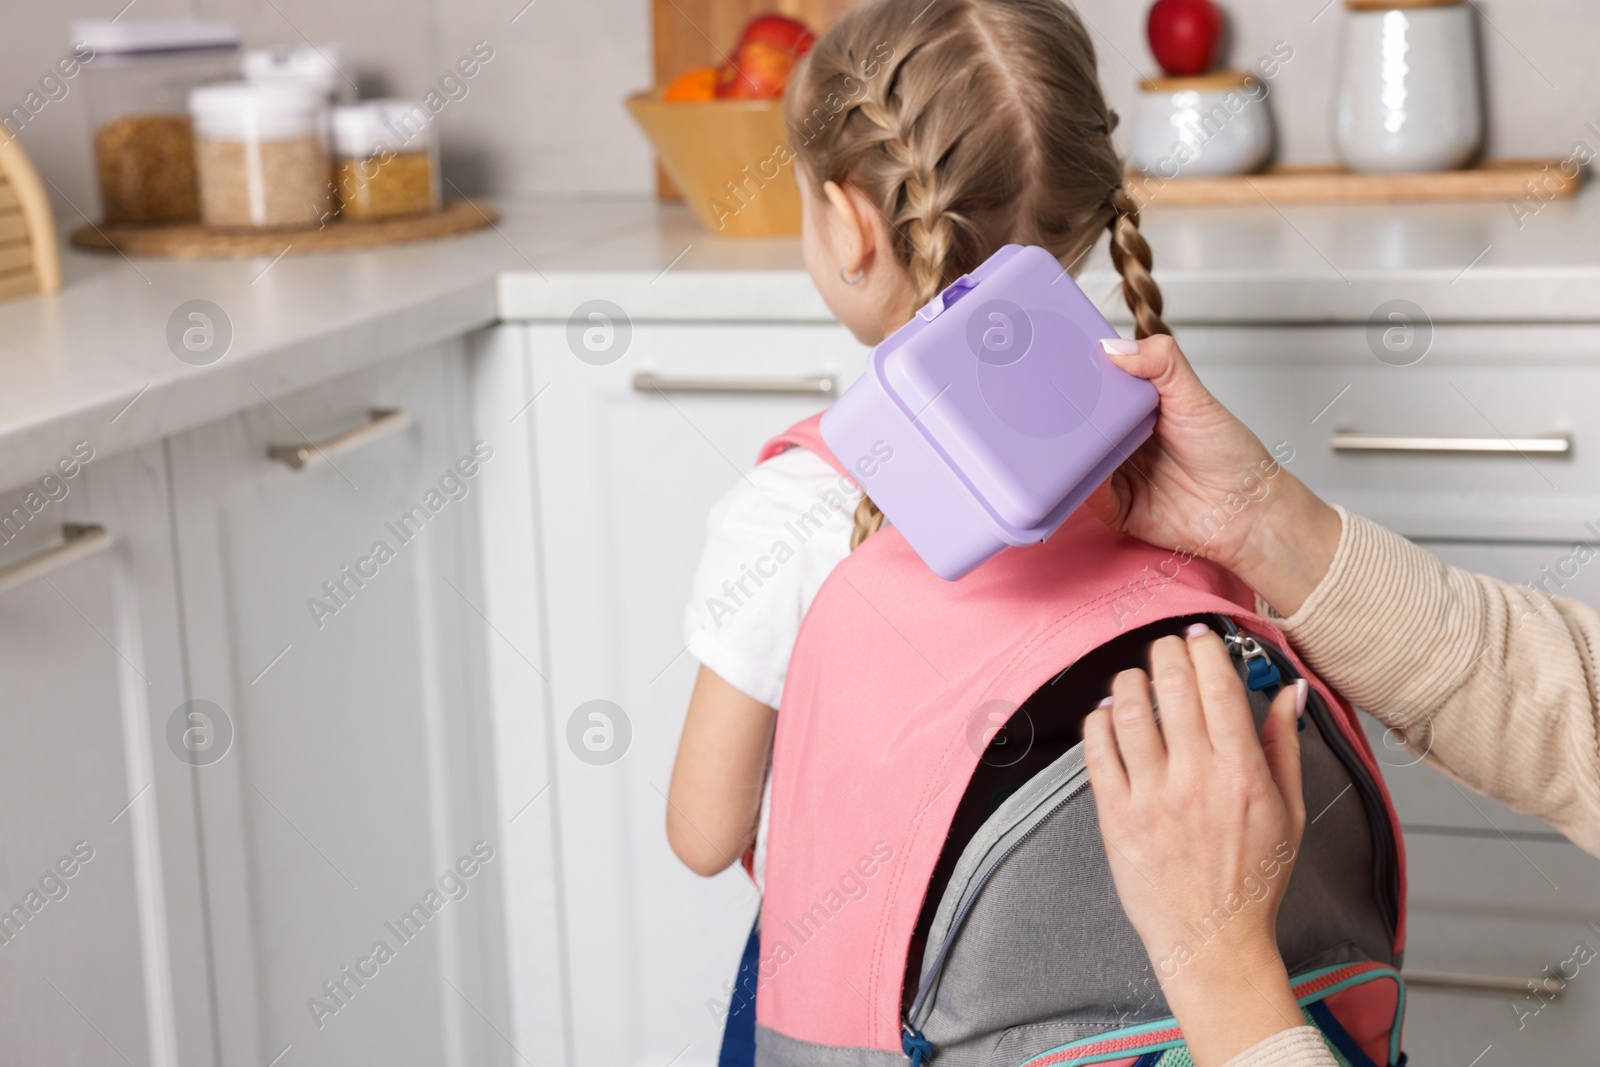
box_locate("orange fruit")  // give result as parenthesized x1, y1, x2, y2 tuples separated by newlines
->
(663, 66, 719, 102)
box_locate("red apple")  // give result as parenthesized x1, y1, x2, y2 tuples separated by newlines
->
(716, 39, 796, 99)
(1147, 0, 1222, 77)
(737, 14, 816, 60)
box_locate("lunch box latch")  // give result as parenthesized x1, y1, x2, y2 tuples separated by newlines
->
(915, 273, 977, 322)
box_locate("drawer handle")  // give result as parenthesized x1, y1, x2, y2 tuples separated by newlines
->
(1331, 431, 1571, 456)
(1403, 968, 1566, 999)
(0, 523, 111, 595)
(633, 372, 837, 397)
(267, 408, 411, 470)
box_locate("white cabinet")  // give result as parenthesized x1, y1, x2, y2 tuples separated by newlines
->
(0, 444, 208, 1066)
(495, 320, 867, 1067)
(1185, 324, 1600, 1062)
(165, 342, 512, 1067)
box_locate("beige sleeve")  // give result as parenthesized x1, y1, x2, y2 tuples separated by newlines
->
(1275, 506, 1600, 856)
(1219, 1027, 1339, 1067)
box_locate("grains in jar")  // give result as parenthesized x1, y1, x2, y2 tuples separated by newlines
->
(335, 151, 436, 220)
(331, 101, 441, 221)
(189, 82, 331, 231)
(73, 16, 240, 224)
(93, 114, 202, 224)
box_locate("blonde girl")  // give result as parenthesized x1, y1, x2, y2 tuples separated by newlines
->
(668, 0, 1200, 1060)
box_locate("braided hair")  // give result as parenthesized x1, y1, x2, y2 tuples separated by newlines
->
(785, 0, 1169, 547)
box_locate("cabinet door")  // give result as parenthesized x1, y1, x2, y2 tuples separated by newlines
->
(516, 320, 868, 1067)
(167, 343, 510, 1067)
(0, 445, 207, 1066)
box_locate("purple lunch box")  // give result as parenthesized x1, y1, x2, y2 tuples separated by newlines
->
(820, 244, 1158, 580)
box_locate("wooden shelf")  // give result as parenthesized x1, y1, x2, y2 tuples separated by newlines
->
(1127, 159, 1579, 207)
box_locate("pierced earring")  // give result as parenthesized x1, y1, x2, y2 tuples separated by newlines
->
(839, 264, 865, 286)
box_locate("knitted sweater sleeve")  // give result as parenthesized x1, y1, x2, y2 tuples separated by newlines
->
(1219, 1027, 1339, 1067)
(1276, 506, 1600, 856)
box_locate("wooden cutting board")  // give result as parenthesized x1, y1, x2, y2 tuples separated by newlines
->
(0, 135, 62, 302)
(1127, 159, 1580, 207)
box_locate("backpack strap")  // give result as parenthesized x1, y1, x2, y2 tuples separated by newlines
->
(757, 411, 848, 477)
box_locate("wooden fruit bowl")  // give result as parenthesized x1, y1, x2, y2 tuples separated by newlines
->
(626, 91, 801, 236)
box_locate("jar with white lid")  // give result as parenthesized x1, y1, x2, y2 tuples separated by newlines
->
(331, 100, 441, 221)
(1335, 0, 1482, 173)
(243, 44, 352, 105)
(190, 82, 331, 231)
(74, 17, 241, 223)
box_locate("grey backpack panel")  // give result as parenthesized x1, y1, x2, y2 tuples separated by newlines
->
(756, 1025, 907, 1067)
(905, 664, 1396, 1066)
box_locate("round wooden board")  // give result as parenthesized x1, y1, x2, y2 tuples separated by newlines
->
(70, 200, 499, 259)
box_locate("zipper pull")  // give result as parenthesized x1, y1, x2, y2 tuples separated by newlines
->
(1224, 633, 1281, 691)
(903, 1025, 934, 1066)
(1225, 631, 1301, 729)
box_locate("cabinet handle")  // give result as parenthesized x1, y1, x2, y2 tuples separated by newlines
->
(268, 408, 411, 470)
(0, 523, 111, 595)
(633, 372, 837, 397)
(1402, 968, 1566, 999)
(1331, 431, 1571, 456)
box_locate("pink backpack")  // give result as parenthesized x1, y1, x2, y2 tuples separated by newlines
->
(752, 414, 1409, 1067)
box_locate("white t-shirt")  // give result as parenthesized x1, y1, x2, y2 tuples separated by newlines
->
(682, 446, 861, 884)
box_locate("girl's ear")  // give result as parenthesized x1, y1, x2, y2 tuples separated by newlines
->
(822, 179, 879, 276)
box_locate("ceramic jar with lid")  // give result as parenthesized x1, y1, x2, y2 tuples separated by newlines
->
(1335, 0, 1482, 173)
(1128, 71, 1274, 178)
(189, 81, 331, 231)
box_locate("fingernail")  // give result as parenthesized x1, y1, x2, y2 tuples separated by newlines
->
(1100, 337, 1139, 356)
(1294, 679, 1309, 715)
(1097, 696, 1115, 708)
(1184, 622, 1210, 639)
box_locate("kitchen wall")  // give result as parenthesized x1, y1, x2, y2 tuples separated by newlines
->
(3, 0, 1595, 218)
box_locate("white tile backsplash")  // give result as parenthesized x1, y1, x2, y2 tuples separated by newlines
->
(1, 0, 1593, 216)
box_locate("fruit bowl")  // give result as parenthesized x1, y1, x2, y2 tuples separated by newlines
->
(626, 91, 802, 237)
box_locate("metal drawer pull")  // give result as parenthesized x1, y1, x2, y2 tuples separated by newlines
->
(0, 524, 111, 595)
(1403, 968, 1566, 999)
(268, 408, 410, 470)
(1331, 431, 1571, 456)
(633, 372, 837, 397)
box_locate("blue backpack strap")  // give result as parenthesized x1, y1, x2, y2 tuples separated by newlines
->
(1306, 999, 1385, 1067)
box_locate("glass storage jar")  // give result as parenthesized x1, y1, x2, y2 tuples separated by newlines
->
(243, 44, 352, 105)
(190, 82, 331, 231)
(74, 17, 240, 224)
(331, 100, 441, 221)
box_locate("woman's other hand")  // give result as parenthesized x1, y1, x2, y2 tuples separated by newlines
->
(1084, 624, 1309, 1067)
(1091, 336, 1342, 616)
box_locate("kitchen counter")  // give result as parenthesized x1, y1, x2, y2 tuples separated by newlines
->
(4, 188, 1600, 492)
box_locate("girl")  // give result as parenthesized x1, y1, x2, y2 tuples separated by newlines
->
(668, 0, 1176, 1056)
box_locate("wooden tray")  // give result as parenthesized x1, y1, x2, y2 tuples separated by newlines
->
(70, 200, 498, 259)
(1127, 159, 1579, 207)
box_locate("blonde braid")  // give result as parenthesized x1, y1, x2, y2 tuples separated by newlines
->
(787, 0, 1170, 548)
(1106, 187, 1170, 339)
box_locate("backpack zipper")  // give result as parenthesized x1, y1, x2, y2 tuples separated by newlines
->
(903, 615, 1402, 1045)
(1218, 618, 1401, 942)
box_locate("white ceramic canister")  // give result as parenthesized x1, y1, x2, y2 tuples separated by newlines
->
(1335, 0, 1482, 173)
(1128, 71, 1274, 179)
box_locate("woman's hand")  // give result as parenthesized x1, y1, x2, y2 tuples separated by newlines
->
(1084, 624, 1309, 1067)
(1091, 336, 1342, 617)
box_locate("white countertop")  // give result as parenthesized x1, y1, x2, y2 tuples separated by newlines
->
(4, 189, 1600, 491)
